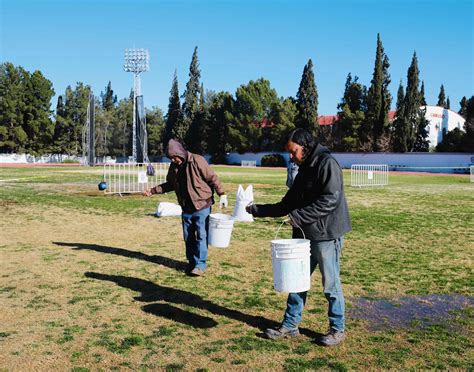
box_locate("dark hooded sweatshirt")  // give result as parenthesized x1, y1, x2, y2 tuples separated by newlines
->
(250, 144, 352, 241)
(153, 139, 225, 212)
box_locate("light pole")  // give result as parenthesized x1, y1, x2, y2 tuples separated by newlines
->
(123, 48, 149, 163)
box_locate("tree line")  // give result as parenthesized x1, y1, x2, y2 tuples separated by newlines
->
(1, 35, 472, 160)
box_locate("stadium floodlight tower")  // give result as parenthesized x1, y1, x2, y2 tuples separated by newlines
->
(123, 48, 150, 163)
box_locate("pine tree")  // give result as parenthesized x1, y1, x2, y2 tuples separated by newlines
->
(108, 97, 133, 157)
(227, 78, 280, 152)
(333, 73, 367, 151)
(53, 95, 66, 153)
(437, 84, 446, 107)
(458, 96, 468, 118)
(296, 59, 318, 137)
(366, 33, 392, 151)
(206, 91, 234, 163)
(181, 46, 201, 145)
(0, 63, 55, 155)
(60, 83, 91, 155)
(446, 97, 450, 109)
(146, 106, 165, 157)
(0, 63, 29, 153)
(163, 71, 183, 145)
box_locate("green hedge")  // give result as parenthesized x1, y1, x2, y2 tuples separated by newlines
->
(261, 154, 286, 167)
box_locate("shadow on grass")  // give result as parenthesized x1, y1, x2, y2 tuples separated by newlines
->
(54, 242, 187, 272)
(85, 271, 320, 339)
(143, 303, 218, 329)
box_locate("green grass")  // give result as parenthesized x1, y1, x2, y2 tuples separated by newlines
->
(0, 165, 472, 370)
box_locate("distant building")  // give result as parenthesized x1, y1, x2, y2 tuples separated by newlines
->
(422, 106, 465, 147)
(318, 105, 465, 147)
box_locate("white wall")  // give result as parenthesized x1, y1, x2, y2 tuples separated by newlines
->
(226, 151, 474, 173)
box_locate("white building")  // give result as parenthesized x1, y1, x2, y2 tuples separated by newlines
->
(422, 105, 465, 147)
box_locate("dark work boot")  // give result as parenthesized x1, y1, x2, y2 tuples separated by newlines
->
(264, 326, 300, 340)
(319, 329, 345, 346)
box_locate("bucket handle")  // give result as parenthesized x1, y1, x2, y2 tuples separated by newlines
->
(274, 219, 306, 241)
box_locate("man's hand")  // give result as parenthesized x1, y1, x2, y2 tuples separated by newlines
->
(286, 215, 297, 226)
(245, 202, 255, 215)
(144, 188, 153, 197)
(219, 194, 228, 208)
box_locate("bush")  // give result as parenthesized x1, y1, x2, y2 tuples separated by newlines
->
(261, 154, 286, 167)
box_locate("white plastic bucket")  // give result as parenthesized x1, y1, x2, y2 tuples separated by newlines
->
(271, 238, 311, 293)
(208, 213, 235, 248)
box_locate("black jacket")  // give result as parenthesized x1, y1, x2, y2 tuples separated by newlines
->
(250, 144, 352, 241)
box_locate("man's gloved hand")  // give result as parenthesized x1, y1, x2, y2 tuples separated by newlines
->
(219, 194, 228, 208)
(144, 188, 153, 197)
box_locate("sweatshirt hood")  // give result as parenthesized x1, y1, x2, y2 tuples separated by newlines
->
(166, 139, 188, 160)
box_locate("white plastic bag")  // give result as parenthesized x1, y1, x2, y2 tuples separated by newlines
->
(156, 202, 182, 217)
(232, 185, 254, 222)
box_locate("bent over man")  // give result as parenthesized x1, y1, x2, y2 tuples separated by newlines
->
(145, 139, 227, 277)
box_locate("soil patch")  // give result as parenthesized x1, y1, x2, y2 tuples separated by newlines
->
(349, 294, 473, 330)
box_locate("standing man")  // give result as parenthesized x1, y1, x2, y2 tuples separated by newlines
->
(145, 139, 227, 277)
(246, 128, 351, 346)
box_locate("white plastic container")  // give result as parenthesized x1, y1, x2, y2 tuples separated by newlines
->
(208, 213, 235, 248)
(271, 238, 311, 292)
(232, 184, 254, 222)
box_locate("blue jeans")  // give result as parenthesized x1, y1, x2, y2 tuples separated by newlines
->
(282, 237, 345, 331)
(182, 208, 211, 270)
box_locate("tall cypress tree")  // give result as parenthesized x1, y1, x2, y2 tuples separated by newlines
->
(419, 81, 427, 106)
(101, 81, 117, 111)
(446, 97, 450, 109)
(393, 81, 406, 152)
(396, 52, 422, 152)
(461, 96, 474, 151)
(437, 84, 446, 107)
(459, 96, 468, 118)
(164, 71, 183, 145)
(413, 84, 430, 152)
(366, 33, 392, 151)
(181, 46, 201, 146)
(186, 83, 208, 154)
(296, 59, 318, 137)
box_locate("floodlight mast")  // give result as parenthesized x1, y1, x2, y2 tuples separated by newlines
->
(123, 48, 149, 163)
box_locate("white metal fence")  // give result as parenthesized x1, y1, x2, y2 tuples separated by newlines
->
(241, 160, 257, 168)
(103, 162, 170, 195)
(351, 164, 389, 187)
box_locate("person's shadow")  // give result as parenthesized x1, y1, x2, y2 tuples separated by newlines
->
(85, 271, 322, 339)
(54, 242, 187, 272)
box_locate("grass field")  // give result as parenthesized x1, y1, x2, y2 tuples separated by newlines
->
(0, 165, 472, 371)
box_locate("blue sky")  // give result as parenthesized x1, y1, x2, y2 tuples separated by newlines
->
(1, 0, 473, 115)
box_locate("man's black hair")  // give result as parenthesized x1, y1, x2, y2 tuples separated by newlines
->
(287, 128, 316, 158)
